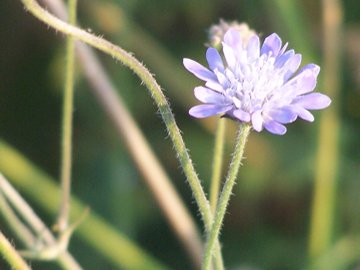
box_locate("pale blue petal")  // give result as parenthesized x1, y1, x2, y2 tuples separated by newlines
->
(261, 33, 282, 56)
(279, 42, 289, 55)
(205, 81, 225, 92)
(268, 107, 298, 124)
(300, 63, 320, 77)
(233, 109, 251, 122)
(223, 28, 243, 52)
(206, 48, 224, 72)
(275, 49, 295, 68)
(293, 93, 331, 110)
(222, 43, 236, 69)
(285, 66, 319, 95)
(294, 106, 314, 122)
(183, 58, 217, 82)
(282, 54, 302, 81)
(263, 120, 287, 135)
(246, 35, 260, 60)
(189, 104, 232, 118)
(194, 86, 225, 103)
(251, 110, 264, 132)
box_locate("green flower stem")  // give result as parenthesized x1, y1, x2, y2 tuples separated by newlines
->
(38, 0, 203, 266)
(0, 231, 32, 270)
(20, 0, 212, 228)
(20, 0, 224, 267)
(0, 191, 36, 248)
(0, 142, 169, 270)
(210, 118, 226, 213)
(57, 0, 77, 232)
(203, 124, 251, 270)
(0, 173, 83, 270)
(309, 0, 342, 259)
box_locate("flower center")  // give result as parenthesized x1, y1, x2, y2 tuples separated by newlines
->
(223, 54, 285, 113)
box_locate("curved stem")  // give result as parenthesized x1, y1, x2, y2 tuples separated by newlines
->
(0, 231, 32, 270)
(38, 0, 203, 266)
(20, 0, 212, 229)
(57, 0, 77, 232)
(210, 118, 226, 213)
(202, 124, 251, 270)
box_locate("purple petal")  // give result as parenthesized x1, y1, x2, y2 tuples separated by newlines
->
(246, 35, 260, 60)
(279, 42, 289, 55)
(251, 110, 264, 132)
(261, 33, 282, 56)
(206, 48, 224, 72)
(268, 107, 298, 124)
(294, 106, 314, 122)
(293, 93, 331, 110)
(285, 65, 319, 95)
(189, 104, 232, 118)
(263, 120, 287, 135)
(194, 86, 225, 103)
(223, 29, 243, 52)
(222, 43, 236, 69)
(300, 63, 320, 77)
(275, 49, 295, 68)
(281, 54, 302, 81)
(183, 58, 217, 82)
(233, 109, 251, 122)
(205, 81, 224, 92)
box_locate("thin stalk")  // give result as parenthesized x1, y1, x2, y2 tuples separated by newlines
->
(209, 118, 226, 213)
(0, 192, 36, 247)
(39, 0, 202, 266)
(0, 142, 170, 270)
(0, 231, 32, 270)
(203, 124, 251, 270)
(57, 0, 77, 232)
(0, 173, 83, 270)
(20, 0, 212, 229)
(309, 0, 342, 259)
(20, 0, 224, 266)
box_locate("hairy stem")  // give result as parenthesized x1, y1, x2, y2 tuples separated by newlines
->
(57, 0, 77, 232)
(209, 118, 226, 213)
(21, 0, 212, 229)
(38, 0, 203, 266)
(203, 124, 251, 270)
(0, 173, 83, 270)
(0, 231, 32, 270)
(20, 0, 216, 233)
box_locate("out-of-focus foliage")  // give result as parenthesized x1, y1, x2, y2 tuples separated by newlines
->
(1, 0, 360, 269)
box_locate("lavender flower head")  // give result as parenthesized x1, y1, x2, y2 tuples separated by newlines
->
(184, 28, 331, 135)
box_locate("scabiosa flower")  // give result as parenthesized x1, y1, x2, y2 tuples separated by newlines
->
(183, 28, 331, 135)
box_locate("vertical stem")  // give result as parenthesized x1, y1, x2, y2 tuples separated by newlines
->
(210, 118, 226, 213)
(309, 0, 342, 259)
(57, 0, 77, 231)
(0, 231, 32, 270)
(203, 124, 251, 270)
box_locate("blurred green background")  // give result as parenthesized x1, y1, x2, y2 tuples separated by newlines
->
(1, 0, 360, 269)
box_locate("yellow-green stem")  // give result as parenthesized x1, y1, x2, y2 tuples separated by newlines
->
(0, 173, 83, 270)
(21, 0, 212, 228)
(203, 124, 251, 270)
(308, 0, 342, 259)
(57, 0, 77, 232)
(0, 231, 32, 270)
(0, 141, 169, 270)
(210, 118, 226, 213)
(20, 0, 224, 266)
